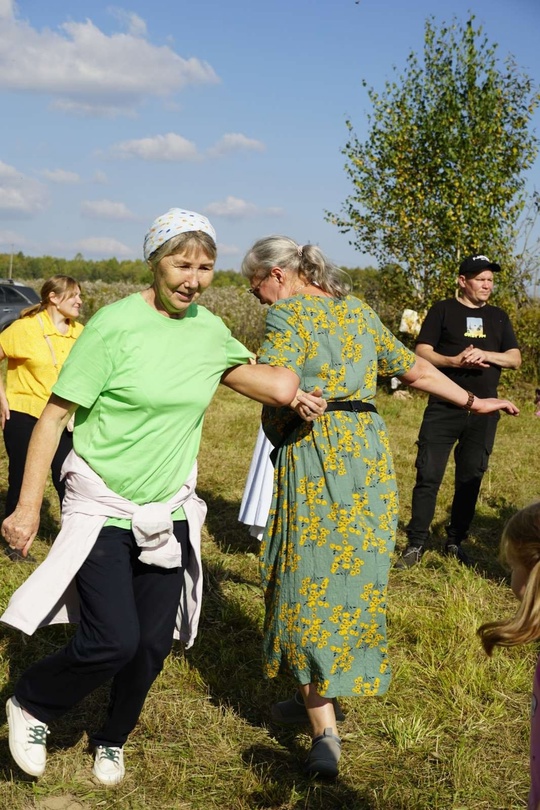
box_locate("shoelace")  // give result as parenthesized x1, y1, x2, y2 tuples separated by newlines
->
(98, 747, 121, 764)
(28, 724, 49, 746)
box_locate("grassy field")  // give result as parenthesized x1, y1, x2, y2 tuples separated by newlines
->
(0, 384, 539, 810)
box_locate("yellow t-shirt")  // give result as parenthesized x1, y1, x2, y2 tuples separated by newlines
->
(0, 310, 83, 419)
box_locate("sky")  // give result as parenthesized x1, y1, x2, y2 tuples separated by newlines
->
(0, 0, 539, 271)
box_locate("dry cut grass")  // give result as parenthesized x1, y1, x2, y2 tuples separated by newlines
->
(0, 385, 538, 809)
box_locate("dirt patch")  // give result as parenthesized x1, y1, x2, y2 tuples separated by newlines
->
(34, 797, 88, 810)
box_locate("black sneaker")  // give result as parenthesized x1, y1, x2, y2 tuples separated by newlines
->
(394, 545, 424, 569)
(444, 542, 470, 566)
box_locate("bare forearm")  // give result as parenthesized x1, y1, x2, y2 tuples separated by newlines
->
(399, 357, 519, 415)
(482, 349, 522, 369)
(400, 358, 472, 406)
(18, 414, 66, 511)
(415, 344, 455, 368)
(220, 363, 299, 406)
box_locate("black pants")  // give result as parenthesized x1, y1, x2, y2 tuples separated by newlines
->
(406, 402, 499, 546)
(15, 521, 190, 748)
(3, 410, 73, 518)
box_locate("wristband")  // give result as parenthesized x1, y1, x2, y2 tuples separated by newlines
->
(463, 391, 475, 411)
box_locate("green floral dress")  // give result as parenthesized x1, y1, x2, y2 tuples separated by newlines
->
(258, 294, 415, 698)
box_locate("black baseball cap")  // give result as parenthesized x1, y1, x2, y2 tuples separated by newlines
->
(459, 254, 501, 274)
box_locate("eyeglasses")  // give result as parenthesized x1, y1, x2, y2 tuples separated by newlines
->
(248, 275, 269, 295)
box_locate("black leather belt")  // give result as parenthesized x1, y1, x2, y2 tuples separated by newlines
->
(326, 400, 377, 414)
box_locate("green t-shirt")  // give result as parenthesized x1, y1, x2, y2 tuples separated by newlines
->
(53, 293, 251, 519)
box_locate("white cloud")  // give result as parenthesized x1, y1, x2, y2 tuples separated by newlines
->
(0, 228, 27, 249)
(208, 133, 266, 158)
(41, 168, 80, 184)
(0, 161, 19, 181)
(0, 0, 14, 21)
(109, 132, 200, 161)
(80, 199, 137, 221)
(74, 237, 135, 258)
(93, 170, 108, 184)
(0, 160, 49, 217)
(0, 9, 219, 116)
(204, 196, 284, 220)
(109, 8, 147, 37)
(217, 243, 240, 256)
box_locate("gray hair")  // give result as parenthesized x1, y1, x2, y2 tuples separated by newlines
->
(147, 231, 217, 270)
(241, 235, 351, 298)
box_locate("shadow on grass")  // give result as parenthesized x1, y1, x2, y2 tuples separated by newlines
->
(198, 487, 260, 555)
(0, 622, 111, 780)
(395, 492, 518, 583)
(186, 492, 375, 808)
(243, 743, 372, 809)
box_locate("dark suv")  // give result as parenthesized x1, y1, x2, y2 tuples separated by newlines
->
(0, 279, 41, 331)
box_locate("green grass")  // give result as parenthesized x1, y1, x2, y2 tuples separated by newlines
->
(0, 385, 539, 809)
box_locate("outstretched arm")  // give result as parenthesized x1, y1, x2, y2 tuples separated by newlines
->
(399, 356, 519, 415)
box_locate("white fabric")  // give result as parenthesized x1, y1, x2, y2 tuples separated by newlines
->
(1, 450, 207, 648)
(143, 208, 216, 259)
(238, 426, 274, 541)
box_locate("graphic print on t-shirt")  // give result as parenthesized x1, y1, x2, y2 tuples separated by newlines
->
(464, 317, 486, 339)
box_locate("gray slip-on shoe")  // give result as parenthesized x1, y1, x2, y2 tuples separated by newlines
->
(304, 727, 342, 779)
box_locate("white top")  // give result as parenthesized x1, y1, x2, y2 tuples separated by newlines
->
(1, 450, 206, 648)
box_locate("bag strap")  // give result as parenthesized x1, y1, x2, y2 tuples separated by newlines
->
(37, 315, 59, 368)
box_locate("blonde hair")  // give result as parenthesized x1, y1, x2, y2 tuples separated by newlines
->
(477, 501, 540, 655)
(241, 235, 352, 298)
(21, 275, 81, 319)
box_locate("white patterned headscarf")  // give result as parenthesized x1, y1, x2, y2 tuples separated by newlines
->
(143, 208, 217, 260)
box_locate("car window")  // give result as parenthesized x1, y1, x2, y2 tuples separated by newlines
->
(3, 287, 27, 304)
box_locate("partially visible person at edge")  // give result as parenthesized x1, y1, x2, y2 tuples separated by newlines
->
(241, 236, 519, 780)
(0, 209, 325, 787)
(477, 502, 540, 810)
(395, 254, 521, 569)
(0, 275, 83, 562)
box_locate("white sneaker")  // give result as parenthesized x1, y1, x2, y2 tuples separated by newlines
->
(6, 696, 49, 777)
(92, 745, 125, 785)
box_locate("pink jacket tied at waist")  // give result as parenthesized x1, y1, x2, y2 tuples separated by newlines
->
(0, 450, 207, 648)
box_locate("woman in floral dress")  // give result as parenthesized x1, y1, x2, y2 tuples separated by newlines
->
(241, 235, 518, 778)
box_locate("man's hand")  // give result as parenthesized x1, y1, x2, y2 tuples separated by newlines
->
(457, 344, 490, 368)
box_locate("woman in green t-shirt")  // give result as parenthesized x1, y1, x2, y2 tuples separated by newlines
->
(0, 209, 323, 786)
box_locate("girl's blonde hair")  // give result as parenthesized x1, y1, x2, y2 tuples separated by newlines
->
(241, 235, 352, 298)
(20, 275, 81, 319)
(478, 501, 540, 655)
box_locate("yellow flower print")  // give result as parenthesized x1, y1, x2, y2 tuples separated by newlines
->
(299, 577, 330, 609)
(330, 641, 355, 674)
(352, 676, 381, 696)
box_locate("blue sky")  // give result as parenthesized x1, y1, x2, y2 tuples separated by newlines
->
(0, 0, 539, 270)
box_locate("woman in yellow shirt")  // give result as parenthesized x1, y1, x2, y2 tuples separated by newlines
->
(0, 275, 83, 558)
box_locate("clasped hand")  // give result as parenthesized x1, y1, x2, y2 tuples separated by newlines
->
(292, 387, 327, 422)
(458, 344, 490, 368)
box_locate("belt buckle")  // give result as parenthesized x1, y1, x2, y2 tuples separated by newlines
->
(350, 401, 362, 412)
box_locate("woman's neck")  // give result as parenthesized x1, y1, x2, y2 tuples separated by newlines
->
(45, 305, 69, 334)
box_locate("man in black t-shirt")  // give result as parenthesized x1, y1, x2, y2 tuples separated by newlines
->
(396, 254, 521, 568)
